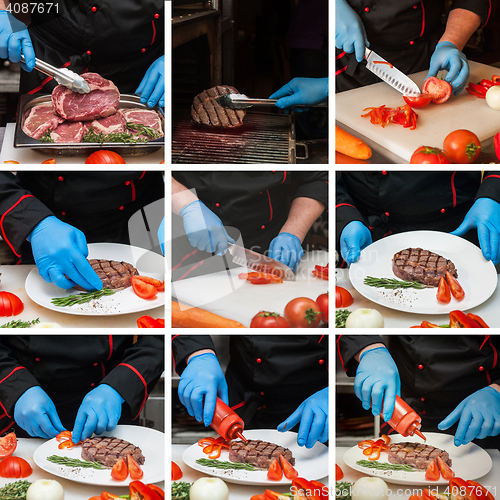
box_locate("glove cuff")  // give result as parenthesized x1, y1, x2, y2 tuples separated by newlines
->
(188, 352, 218, 365)
(280, 232, 302, 245)
(484, 386, 500, 401)
(27, 215, 58, 242)
(359, 346, 389, 361)
(436, 41, 458, 50)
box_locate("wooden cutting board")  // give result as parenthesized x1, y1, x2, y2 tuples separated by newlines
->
(336, 61, 500, 162)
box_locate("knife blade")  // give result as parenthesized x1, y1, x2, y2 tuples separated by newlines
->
(364, 47, 421, 96)
(216, 94, 328, 110)
(227, 243, 295, 281)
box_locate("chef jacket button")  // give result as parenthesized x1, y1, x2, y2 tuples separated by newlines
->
(86, 50, 91, 55)
(91, 5, 97, 12)
(141, 48, 146, 53)
(441, 208, 445, 213)
(421, 397, 425, 402)
(479, 366, 485, 371)
(215, 203, 220, 208)
(319, 359, 325, 365)
(61, 211, 66, 216)
(90, 382, 95, 388)
(58, 175, 64, 182)
(382, 170, 387, 175)
(119, 206, 124, 211)
(256, 358, 262, 363)
(410, 40, 415, 45)
(154, 13, 160, 19)
(385, 212, 390, 217)
(413, 4, 418, 8)
(93, 362, 98, 366)
(418, 364, 424, 370)
(125, 181, 130, 185)
(364, 7, 369, 12)
(261, 225, 265, 229)
(260, 391, 265, 396)
(35, 357, 40, 362)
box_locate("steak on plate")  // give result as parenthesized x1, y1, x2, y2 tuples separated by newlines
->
(74, 259, 139, 291)
(81, 436, 145, 467)
(392, 247, 457, 287)
(388, 442, 452, 470)
(228, 439, 295, 469)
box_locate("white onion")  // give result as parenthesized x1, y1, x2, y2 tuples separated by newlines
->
(26, 479, 64, 500)
(345, 308, 384, 328)
(352, 477, 389, 500)
(190, 477, 228, 500)
(486, 86, 500, 111)
(32, 322, 62, 328)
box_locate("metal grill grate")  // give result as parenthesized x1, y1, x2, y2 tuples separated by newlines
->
(172, 108, 295, 163)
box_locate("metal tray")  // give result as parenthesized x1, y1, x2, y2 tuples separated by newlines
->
(15, 93, 165, 156)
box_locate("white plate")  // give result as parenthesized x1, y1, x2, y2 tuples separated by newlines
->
(182, 429, 328, 486)
(33, 425, 165, 486)
(26, 242, 165, 316)
(343, 432, 492, 485)
(349, 231, 497, 315)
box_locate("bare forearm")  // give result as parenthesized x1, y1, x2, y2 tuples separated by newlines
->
(0, 1, 10, 10)
(172, 177, 198, 214)
(186, 349, 216, 364)
(279, 197, 325, 242)
(440, 8, 481, 51)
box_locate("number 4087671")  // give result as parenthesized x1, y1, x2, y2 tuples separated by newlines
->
(6, 3, 59, 14)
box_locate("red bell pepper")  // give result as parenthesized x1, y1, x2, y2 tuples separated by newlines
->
(137, 315, 165, 328)
(494, 132, 500, 162)
(147, 485, 165, 499)
(335, 464, 344, 480)
(291, 478, 322, 500)
(130, 481, 162, 500)
(449, 478, 484, 500)
(100, 493, 123, 500)
(466, 82, 488, 98)
(449, 310, 481, 328)
(309, 481, 328, 500)
(467, 313, 489, 328)
(466, 480, 496, 500)
(264, 490, 288, 500)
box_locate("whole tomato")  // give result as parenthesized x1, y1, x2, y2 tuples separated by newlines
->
(284, 297, 322, 328)
(316, 292, 329, 324)
(410, 146, 451, 164)
(250, 311, 290, 328)
(335, 286, 353, 308)
(443, 129, 481, 164)
(85, 150, 126, 164)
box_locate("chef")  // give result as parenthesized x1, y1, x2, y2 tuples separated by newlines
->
(0, 171, 164, 290)
(336, 171, 500, 267)
(0, 335, 164, 443)
(172, 171, 328, 280)
(337, 335, 500, 449)
(0, 0, 164, 107)
(173, 335, 328, 449)
(335, 0, 491, 94)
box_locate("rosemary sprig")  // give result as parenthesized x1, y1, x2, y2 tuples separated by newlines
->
(39, 132, 54, 143)
(47, 455, 108, 469)
(196, 458, 262, 471)
(0, 480, 32, 500)
(0, 318, 40, 328)
(82, 125, 147, 144)
(51, 288, 118, 307)
(356, 459, 416, 472)
(336, 309, 351, 328)
(364, 276, 432, 290)
(126, 122, 162, 139)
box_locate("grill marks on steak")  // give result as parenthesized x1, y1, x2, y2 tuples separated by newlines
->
(191, 86, 246, 128)
(392, 247, 458, 287)
(74, 259, 139, 291)
(229, 439, 295, 469)
(81, 436, 145, 467)
(388, 442, 452, 470)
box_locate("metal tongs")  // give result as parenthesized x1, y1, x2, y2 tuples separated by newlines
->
(216, 93, 328, 110)
(20, 55, 90, 94)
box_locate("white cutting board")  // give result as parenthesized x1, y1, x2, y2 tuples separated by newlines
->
(336, 61, 500, 162)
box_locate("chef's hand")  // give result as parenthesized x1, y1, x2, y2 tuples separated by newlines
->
(340, 221, 372, 264)
(438, 386, 500, 446)
(180, 200, 235, 256)
(269, 77, 328, 111)
(355, 347, 401, 422)
(335, 0, 368, 63)
(427, 41, 469, 95)
(28, 216, 103, 291)
(268, 232, 304, 273)
(158, 217, 165, 255)
(14, 386, 66, 439)
(0, 11, 35, 71)
(451, 198, 500, 265)
(135, 55, 164, 108)
(178, 352, 228, 427)
(72, 384, 124, 444)
(277, 388, 328, 448)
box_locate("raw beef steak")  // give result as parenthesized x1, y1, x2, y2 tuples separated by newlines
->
(122, 108, 163, 140)
(191, 85, 246, 128)
(388, 442, 452, 470)
(392, 247, 458, 287)
(229, 439, 295, 469)
(83, 110, 127, 136)
(22, 103, 64, 139)
(81, 436, 145, 467)
(50, 121, 84, 143)
(52, 72, 120, 121)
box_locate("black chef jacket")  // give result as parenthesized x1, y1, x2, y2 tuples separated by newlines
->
(0, 335, 164, 437)
(336, 171, 500, 267)
(20, 0, 164, 94)
(172, 171, 328, 281)
(337, 335, 500, 449)
(0, 171, 164, 263)
(172, 335, 328, 430)
(336, 0, 490, 92)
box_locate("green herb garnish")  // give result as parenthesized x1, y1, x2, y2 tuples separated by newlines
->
(356, 459, 416, 472)
(0, 480, 32, 500)
(1, 318, 40, 328)
(364, 276, 433, 290)
(126, 122, 162, 139)
(172, 482, 191, 500)
(336, 309, 351, 328)
(47, 455, 108, 469)
(38, 132, 54, 143)
(82, 125, 147, 144)
(51, 288, 118, 307)
(336, 481, 353, 500)
(196, 458, 263, 471)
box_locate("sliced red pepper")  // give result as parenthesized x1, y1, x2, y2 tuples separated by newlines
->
(493, 75, 500, 84)
(312, 270, 329, 280)
(314, 264, 329, 276)
(421, 321, 440, 328)
(466, 480, 495, 500)
(56, 431, 72, 441)
(424, 489, 449, 500)
(449, 310, 481, 328)
(466, 83, 487, 98)
(467, 313, 489, 328)
(130, 481, 162, 500)
(137, 315, 164, 328)
(425, 459, 440, 481)
(292, 478, 321, 500)
(267, 457, 283, 481)
(58, 440, 77, 449)
(445, 271, 465, 301)
(147, 484, 165, 500)
(437, 276, 451, 304)
(278, 453, 298, 479)
(101, 493, 123, 500)
(264, 490, 288, 500)
(310, 481, 328, 500)
(479, 79, 494, 89)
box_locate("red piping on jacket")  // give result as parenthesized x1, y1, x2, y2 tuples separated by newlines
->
(266, 190, 273, 222)
(100, 361, 106, 379)
(280, 172, 287, 184)
(172, 249, 199, 271)
(482, 0, 491, 27)
(336, 202, 356, 209)
(117, 363, 149, 419)
(0, 367, 27, 418)
(419, 1, 425, 38)
(130, 180, 136, 202)
(171, 335, 180, 373)
(107, 335, 113, 361)
(138, 171, 146, 180)
(489, 337, 497, 368)
(335, 51, 346, 60)
(336, 336, 347, 373)
(335, 65, 348, 76)
(451, 171, 457, 208)
(318, 335, 324, 343)
(151, 19, 156, 45)
(483, 174, 500, 181)
(0, 421, 15, 437)
(176, 260, 205, 281)
(231, 400, 245, 411)
(1, 194, 35, 257)
(28, 61, 71, 94)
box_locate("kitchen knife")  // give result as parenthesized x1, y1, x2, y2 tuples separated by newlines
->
(216, 94, 328, 110)
(364, 47, 421, 96)
(227, 243, 295, 281)
(20, 55, 90, 94)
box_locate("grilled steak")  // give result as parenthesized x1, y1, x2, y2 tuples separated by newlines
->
(74, 259, 138, 291)
(229, 439, 295, 469)
(81, 436, 145, 467)
(392, 247, 457, 287)
(388, 442, 452, 470)
(191, 85, 246, 128)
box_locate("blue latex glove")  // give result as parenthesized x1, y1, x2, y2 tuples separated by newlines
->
(340, 220, 372, 264)
(268, 232, 304, 273)
(427, 41, 469, 95)
(277, 388, 328, 448)
(14, 386, 66, 439)
(28, 216, 103, 291)
(180, 200, 235, 256)
(355, 347, 401, 422)
(335, 0, 368, 63)
(0, 11, 35, 71)
(451, 198, 500, 265)
(438, 386, 500, 446)
(178, 352, 229, 427)
(72, 384, 125, 444)
(269, 77, 328, 110)
(135, 55, 164, 108)
(158, 217, 165, 255)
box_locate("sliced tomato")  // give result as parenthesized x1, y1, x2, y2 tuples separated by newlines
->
(249, 277, 272, 284)
(0, 292, 12, 317)
(410, 146, 451, 164)
(335, 464, 344, 480)
(466, 481, 495, 500)
(111, 456, 128, 481)
(335, 286, 353, 308)
(133, 276, 165, 292)
(127, 454, 143, 480)
(403, 94, 433, 108)
(0, 456, 32, 478)
(279, 453, 298, 480)
(0, 432, 17, 459)
(437, 276, 451, 304)
(316, 292, 328, 324)
(425, 459, 440, 481)
(171, 461, 183, 480)
(436, 455, 454, 479)
(422, 77, 452, 103)
(267, 457, 283, 481)
(0, 292, 25, 317)
(131, 276, 158, 299)
(445, 270, 465, 301)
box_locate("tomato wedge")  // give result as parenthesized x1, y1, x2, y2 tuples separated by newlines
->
(279, 453, 298, 479)
(422, 77, 452, 104)
(171, 461, 183, 481)
(0, 456, 32, 478)
(134, 275, 165, 291)
(0, 432, 17, 458)
(131, 276, 158, 299)
(128, 454, 144, 480)
(403, 94, 433, 108)
(436, 455, 454, 479)
(335, 464, 344, 480)
(437, 276, 451, 304)
(425, 459, 440, 481)
(111, 456, 128, 481)
(267, 457, 283, 481)
(445, 270, 465, 301)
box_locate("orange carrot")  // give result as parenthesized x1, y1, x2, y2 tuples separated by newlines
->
(335, 125, 372, 159)
(336, 151, 370, 164)
(172, 301, 246, 328)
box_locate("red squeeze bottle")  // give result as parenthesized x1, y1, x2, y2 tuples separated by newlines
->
(210, 397, 247, 442)
(383, 395, 426, 440)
